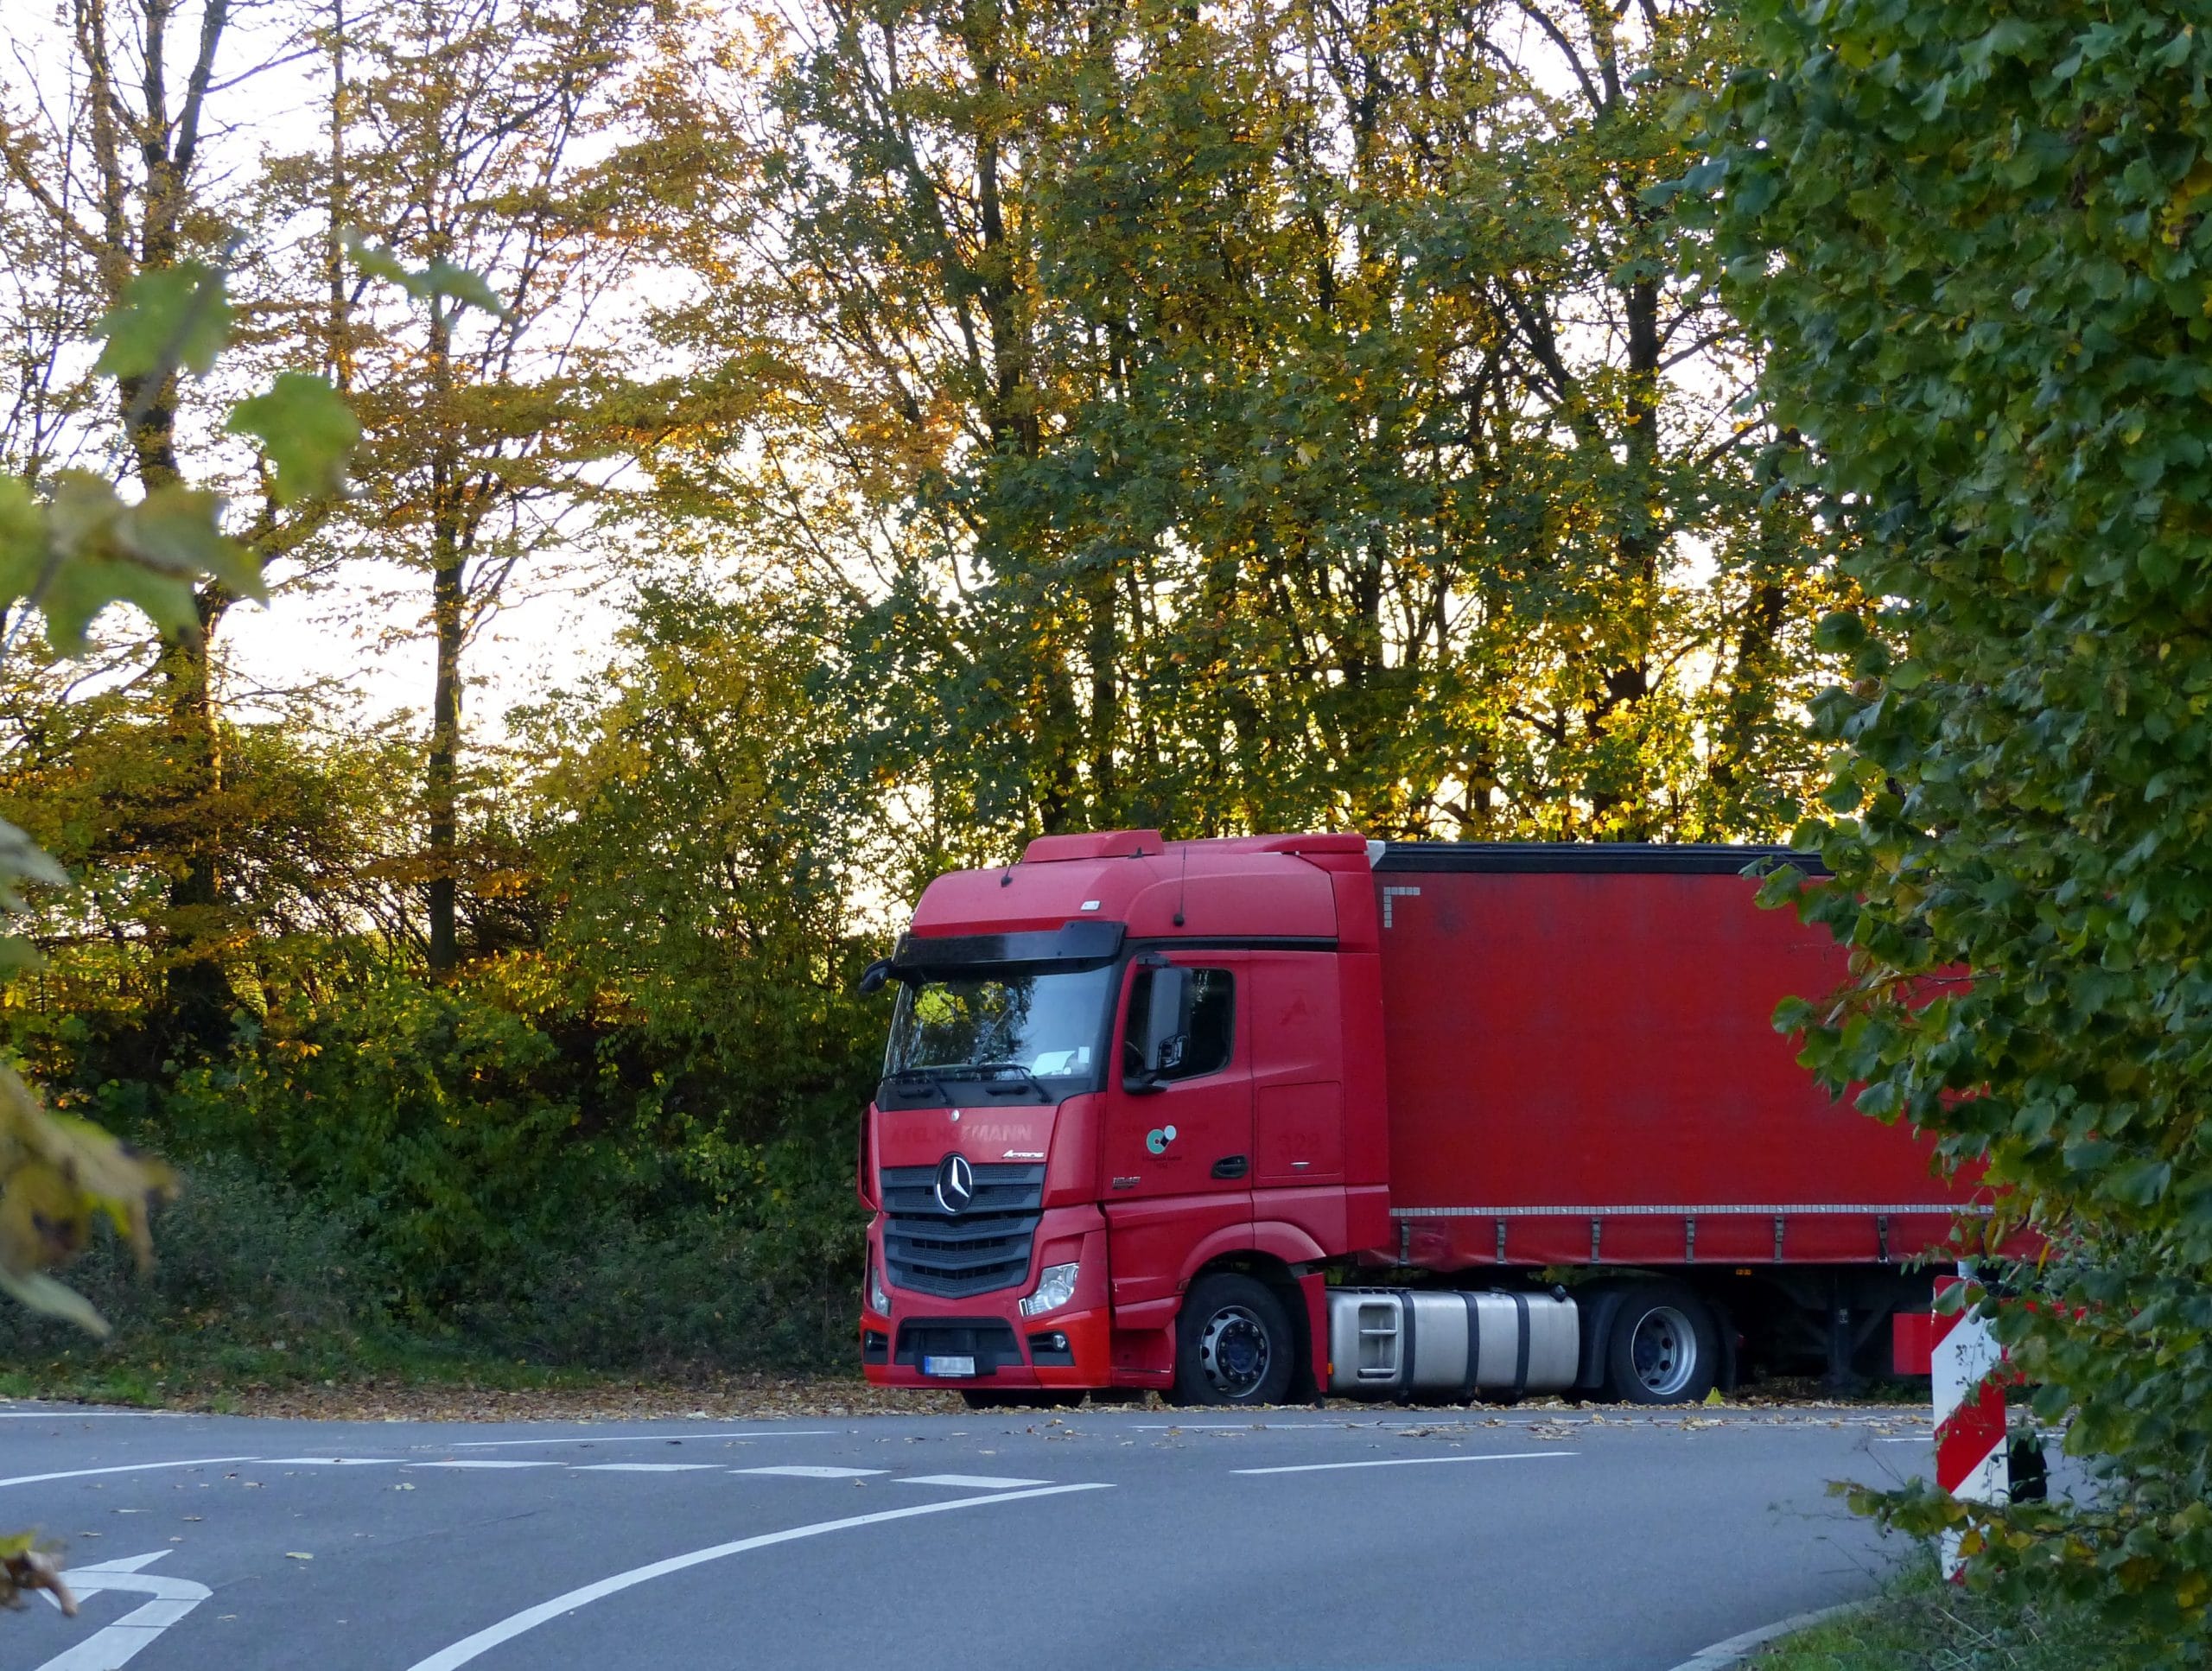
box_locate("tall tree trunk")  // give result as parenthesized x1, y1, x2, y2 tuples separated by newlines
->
(154, 602, 232, 1047)
(1086, 565, 1118, 818)
(82, 0, 240, 1052)
(326, 0, 352, 391)
(427, 550, 462, 972)
(426, 306, 463, 973)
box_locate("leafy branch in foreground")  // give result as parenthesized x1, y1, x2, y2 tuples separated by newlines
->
(0, 266, 357, 1312)
(1699, 2, 2212, 1655)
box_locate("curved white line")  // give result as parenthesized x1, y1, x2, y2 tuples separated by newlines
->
(447, 1430, 836, 1449)
(0, 1456, 257, 1489)
(405, 1482, 1110, 1671)
(1665, 1598, 1876, 1671)
(1236, 1451, 1577, 1476)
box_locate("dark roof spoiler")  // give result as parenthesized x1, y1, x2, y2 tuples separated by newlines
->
(887, 918, 1126, 978)
(1371, 842, 1830, 877)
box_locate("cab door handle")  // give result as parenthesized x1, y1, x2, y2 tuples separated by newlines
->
(1211, 1155, 1248, 1180)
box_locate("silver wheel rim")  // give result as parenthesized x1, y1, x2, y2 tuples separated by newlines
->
(1630, 1305, 1698, 1399)
(1197, 1304, 1272, 1399)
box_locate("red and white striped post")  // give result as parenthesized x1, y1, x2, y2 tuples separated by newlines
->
(1930, 1266, 2008, 1579)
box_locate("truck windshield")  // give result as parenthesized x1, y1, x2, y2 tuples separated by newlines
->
(885, 965, 1114, 1089)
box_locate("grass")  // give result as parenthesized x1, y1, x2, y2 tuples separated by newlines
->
(1757, 1552, 2145, 1670)
(0, 1152, 861, 1412)
(0, 1325, 618, 1410)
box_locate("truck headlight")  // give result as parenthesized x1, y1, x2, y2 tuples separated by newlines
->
(868, 1256, 891, 1316)
(1020, 1261, 1079, 1318)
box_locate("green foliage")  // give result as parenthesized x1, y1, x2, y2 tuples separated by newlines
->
(0, 259, 356, 649)
(160, 966, 588, 1312)
(89, 262, 231, 381)
(340, 232, 511, 320)
(0, 934, 868, 1375)
(0, 567, 881, 1375)
(512, 575, 880, 1155)
(226, 375, 363, 505)
(1703, 0, 2212, 1647)
(31, 475, 265, 651)
(653, 0, 1849, 856)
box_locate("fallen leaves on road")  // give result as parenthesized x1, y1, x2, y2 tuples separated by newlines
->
(117, 1373, 970, 1425)
(0, 1375, 1933, 1427)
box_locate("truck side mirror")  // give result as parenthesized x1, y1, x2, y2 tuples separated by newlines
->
(856, 957, 893, 996)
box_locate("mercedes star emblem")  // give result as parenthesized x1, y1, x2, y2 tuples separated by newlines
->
(933, 1152, 976, 1215)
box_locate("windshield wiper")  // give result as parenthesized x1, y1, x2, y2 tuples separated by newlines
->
(968, 1061, 1052, 1101)
(893, 1062, 1052, 1101)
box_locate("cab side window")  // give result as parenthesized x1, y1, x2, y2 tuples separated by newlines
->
(1125, 966, 1235, 1081)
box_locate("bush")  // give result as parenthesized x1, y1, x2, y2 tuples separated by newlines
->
(0, 949, 872, 1382)
(464, 1207, 858, 1374)
(0, 1152, 386, 1358)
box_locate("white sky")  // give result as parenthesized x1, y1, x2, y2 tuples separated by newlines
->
(220, 562, 624, 735)
(0, 2, 635, 737)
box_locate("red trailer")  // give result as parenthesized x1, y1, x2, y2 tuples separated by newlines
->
(855, 832, 1975, 1406)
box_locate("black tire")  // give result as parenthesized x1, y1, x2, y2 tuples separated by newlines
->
(1603, 1283, 1720, 1404)
(1171, 1273, 1296, 1406)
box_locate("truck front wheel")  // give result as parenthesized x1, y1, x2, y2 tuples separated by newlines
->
(1603, 1284, 1719, 1404)
(1172, 1274, 1295, 1406)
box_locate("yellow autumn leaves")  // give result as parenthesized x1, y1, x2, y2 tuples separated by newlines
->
(0, 1070, 177, 1339)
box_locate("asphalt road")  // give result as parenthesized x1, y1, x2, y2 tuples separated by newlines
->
(3, 1400, 1942, 1671)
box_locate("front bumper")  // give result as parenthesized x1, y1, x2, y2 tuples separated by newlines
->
(861, 1217, 1108, 1390)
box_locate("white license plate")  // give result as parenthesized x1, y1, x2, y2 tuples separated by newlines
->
(921, 1354, 977, 1379)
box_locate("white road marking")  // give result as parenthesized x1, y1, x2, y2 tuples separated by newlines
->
(898, 1474, 1051, 1490)
(1236, 1451, 1579, 1476)
(409, 1460, 563, 1470)
(1136, 1418, 1574, 1432)
(0, 1457, 258, 1490)
(733, 1465, 887, 1478)
(1132, 1419, 1488, 1430)
(445, 1430, 836, 1448)
(32, 1550, 209, 1671)
(573, 1463, 719, 1473)
(0, 1410, 188, 1420)
(404, 1483, 1111, 1671)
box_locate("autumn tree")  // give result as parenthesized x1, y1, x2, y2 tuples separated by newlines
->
(301, 0, 666, 971)
(645, 0, 1844, 867)
(0, 0, 312, 1052)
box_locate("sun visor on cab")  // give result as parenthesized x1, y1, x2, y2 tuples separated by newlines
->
(889, 918, 1125, 977)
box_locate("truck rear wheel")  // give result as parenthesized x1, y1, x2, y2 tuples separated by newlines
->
(1604, 1284, 1719, 1404)
(1173, 1273, 1295, 1406)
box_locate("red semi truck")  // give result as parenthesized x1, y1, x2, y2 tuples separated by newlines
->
(855, 831, 1974, 1406)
